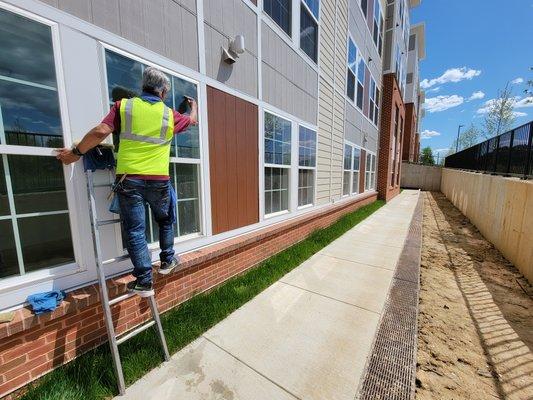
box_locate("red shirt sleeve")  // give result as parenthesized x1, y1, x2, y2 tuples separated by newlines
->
(102, 101, 121, 131)
(173, 110, 192, 134)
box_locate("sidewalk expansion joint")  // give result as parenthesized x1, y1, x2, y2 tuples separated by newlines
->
(321, 254, 396, 273)
(278, 281, 381, 315)
(202, 335, 302, 400)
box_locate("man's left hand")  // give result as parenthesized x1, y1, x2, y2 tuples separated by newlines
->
(56, 148, 80, 165)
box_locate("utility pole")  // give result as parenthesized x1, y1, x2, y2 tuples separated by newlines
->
(456, 124, 464, 153)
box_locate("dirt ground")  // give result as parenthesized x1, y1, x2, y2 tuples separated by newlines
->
(416, 192, 533, 400)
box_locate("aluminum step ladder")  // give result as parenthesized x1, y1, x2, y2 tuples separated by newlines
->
(83, 146, 170, 396)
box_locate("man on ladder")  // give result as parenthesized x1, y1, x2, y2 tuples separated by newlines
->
(57, 66, 198, 296)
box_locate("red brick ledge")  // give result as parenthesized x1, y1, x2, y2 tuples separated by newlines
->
(0, 192, 377, 342)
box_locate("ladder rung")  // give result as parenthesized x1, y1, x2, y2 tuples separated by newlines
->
(98, 219, 121, 226)
(116, 320, 155, 345)
(103, 254, 130, 265)
(109, 292, 135, 306)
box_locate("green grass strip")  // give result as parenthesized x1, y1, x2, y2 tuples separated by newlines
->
(21, 199, 384, 400)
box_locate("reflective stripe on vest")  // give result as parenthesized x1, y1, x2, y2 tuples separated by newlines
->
(121, 99, 172, 146)
(116, 97, 174, 176)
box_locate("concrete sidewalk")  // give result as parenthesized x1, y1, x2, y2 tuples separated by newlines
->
(117, 190, 420, 400)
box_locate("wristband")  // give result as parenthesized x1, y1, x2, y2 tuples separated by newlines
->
(72, 146, 84, 156)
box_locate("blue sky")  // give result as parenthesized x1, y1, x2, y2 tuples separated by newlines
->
(410, 0, 533, 160)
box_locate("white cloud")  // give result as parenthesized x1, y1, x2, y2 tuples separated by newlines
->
(477, 96, 533, 114)
(421, 130, 441, 139)
(424, 95, 464, 113)
(435, 148, 451, 154)
(514, 96, 533, 108)
(477, 99, 498, 114)
(420, 67, 482, 89)
(511, 77, 524, 85)
(514, 111, 528, 117)
(427, 86, 441, 93)
(468, 91, 485, 101)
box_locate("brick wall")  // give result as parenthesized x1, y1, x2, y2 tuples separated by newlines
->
(0, 192, 377, 399)
(377, 73, 405, 202)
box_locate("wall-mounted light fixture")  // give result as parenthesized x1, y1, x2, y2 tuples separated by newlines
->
(222, 35, 245, 64)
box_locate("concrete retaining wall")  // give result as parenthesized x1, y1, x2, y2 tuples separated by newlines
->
(441, 168, 533, 284)
(400, 162, 442, 191)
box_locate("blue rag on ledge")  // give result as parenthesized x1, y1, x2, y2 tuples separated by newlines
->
(27, 290, 67, 315)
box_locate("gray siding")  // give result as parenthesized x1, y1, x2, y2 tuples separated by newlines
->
(40, 0, 199, 71)
(204, 0, 257, 97)
(261, 22, 318, 124)
(316, 0, 348, 204)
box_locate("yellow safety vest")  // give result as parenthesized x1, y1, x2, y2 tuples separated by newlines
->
(116, 97, 174, 176)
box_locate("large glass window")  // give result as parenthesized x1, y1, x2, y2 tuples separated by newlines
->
(365, 153, 376, 191)
(0, 8, 74, 279)
(352, 148, 361, 194)
(265, 112, 291, 215)
(300, 1, 319, 63)
(369, 78, 376, 123)
(264, 0, 292, 36)
(346, 38, 357, 102)
(342, 144, 352, 196)
(104, 49, 202, 241)
(361, 0, 368, 17)
(357, 58, 365, 110)
(373, 0, 383, 55)
(298, 126, 316, 207)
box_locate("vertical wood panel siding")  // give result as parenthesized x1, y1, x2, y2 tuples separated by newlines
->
(207, 86, 259, 234)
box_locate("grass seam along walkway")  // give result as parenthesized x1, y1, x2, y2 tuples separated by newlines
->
(20, 200, 384, 400)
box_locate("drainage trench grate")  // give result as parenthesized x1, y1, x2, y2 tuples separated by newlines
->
(357, 194, 423, 400)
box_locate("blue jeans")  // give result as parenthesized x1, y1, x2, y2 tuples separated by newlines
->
(117, 178, 175, 285)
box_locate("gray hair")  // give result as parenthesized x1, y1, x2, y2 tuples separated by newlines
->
(142, 66, 171, 96)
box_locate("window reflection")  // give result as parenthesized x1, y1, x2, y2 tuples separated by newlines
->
(18, 214, 74, 273)
(170, 164, 201, 237)
(0, 160, 9, 216)
(8, 155, 68, 214)
(0, 7, 74, 280)
(0, 8, 63, 148)
(0, 220, 19, 278)
(0, 9, 57, 87)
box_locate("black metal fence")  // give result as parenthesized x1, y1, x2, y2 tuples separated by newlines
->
(444, 121, 533, 179)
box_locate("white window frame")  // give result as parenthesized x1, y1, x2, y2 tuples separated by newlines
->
(373, 0, 384, 56)
(263, 110, 292, 218)
(100, 44, 205, 254)
(358, 0, 384, 57)
(346, 36, 357, 103)
(342, 143, 353, 197)
(351, 147, 361, 195)
(297, 124, 317, 209)
(0, 2, 92, 307)
(364, 151, 377, 191)
(342, 141, 363, 197)
(299, 0, 320, 64)
(261, 0, 320, 73)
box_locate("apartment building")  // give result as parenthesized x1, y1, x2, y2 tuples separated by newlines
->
(0, 0, 423, 396)
(403, 22, 425, 163)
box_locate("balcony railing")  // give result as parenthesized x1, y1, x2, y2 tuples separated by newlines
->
(444, 121, 533, 179)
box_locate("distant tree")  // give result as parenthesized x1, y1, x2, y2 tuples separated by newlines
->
(482, 83, 515, 139)
(450, 123, 481, 153)
(525, 66, 533, 103)
(420, 147, 435, 165)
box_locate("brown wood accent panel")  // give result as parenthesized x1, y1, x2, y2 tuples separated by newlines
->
(207, 86, 259, 235)
(360, 149, 366, 194)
